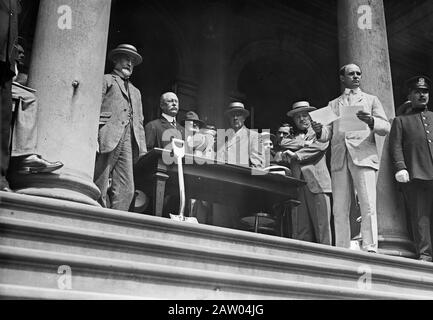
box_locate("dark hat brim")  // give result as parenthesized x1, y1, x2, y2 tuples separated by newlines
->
(224, 107, 250, 118)
(108, 48, 143, 66)
(405, 76, 431, 91)
(286, 106, 316, 117)
(182, 119, 206, 128)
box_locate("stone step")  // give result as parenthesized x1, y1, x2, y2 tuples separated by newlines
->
(2, 215, 433, 298)
(2, 192, 433, 299)
(1, 245, 431, 300)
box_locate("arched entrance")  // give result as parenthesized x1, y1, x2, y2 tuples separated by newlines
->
(230, 40, 338, 132)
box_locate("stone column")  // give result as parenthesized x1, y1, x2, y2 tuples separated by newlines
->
(196, 3, 228, 129)
(10, 0, 112, 206)
(338, 0, 415, 256)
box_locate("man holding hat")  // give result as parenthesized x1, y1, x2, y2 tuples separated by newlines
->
(281, 101, 332, 245)
(389, 75, 433, 262)
(217, 101, 265, 169)
(94, 44, 147, 211)
(311, 63, 390, 252)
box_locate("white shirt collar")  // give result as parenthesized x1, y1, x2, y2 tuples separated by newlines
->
(344, 87, 361, 95)
(162, 113, 176, 124)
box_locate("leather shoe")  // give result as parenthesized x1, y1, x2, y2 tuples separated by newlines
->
(17, 154, 63, 174)
(0, 177, 13, 192)
(418, 255, 432, 262)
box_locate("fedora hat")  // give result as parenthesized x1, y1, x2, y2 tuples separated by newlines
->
(224, 101, 250, 118)
(108, 44, 142, 66)
(286, 101, 316, 118)
(181, 111, 205, 128)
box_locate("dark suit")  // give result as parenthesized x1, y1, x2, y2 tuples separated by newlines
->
(94, 72, 147, 211)
(389, 108, 433, 259)
(144, 116, 184, 150)
(0, 0, 19, 187)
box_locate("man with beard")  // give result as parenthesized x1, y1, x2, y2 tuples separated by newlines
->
(311, 63, 390, 253)
(389, 76, 433, 262)
(94, 44, 147, 211)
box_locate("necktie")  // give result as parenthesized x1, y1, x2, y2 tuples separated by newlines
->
(347, 89, 355, 105)
(172, 120, 176, 127)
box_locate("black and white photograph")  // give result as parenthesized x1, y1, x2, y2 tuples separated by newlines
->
(1, 0, 433, 305)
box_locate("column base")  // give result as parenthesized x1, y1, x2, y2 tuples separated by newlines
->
(378, 235, 416, 258)
(8, 171, 101, 206)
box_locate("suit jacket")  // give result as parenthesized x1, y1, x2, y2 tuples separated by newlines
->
(217, 126, 265, 168)
(281, 128, 331, 194)
(0, 0, 20, 80)
(320, 90, 390, 171)
(389, 109, 433, 180)
(144, 116, 184, 150)
(98, 73, 147, 157)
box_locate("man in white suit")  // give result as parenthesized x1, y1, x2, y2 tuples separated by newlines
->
(311, 63, 390, 252)
(213, 102, 265, 228)
(218, 101, 264, 168)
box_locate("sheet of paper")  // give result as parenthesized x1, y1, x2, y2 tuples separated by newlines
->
(338, 105, 369, 132)
(309, 106, 340, 125)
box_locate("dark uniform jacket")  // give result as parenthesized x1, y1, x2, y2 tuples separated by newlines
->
(389, 108, 433, 180)
(144, 116, 184, 150)
(98, 73, 147, 157)
(0, 0, 20, 82)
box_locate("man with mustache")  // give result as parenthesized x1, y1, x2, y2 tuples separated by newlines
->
(94, 44, 147, 211)
(389, 76, 433, 262)
(282, 101, 332, 245)
(311, 63, 390, 253)
(144, 91, 184, 150)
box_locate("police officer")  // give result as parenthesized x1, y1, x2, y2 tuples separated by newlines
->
(389, 75, 433, 262)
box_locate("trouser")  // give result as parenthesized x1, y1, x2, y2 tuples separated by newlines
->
(11, 83, 38, 156)
(94, 123, 136, 211)
(332, 152, 378, 251)
(0, 69, 12, 183)
(292, 187, 332, 245)
(401, 179, 433, 258)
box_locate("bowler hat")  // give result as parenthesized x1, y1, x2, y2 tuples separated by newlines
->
(108, 44, 142, 66)
(224, 102, 250, 118)
(286, 101, 316, 118)
(405, 76, 431, 92)
(181, 111, 205, 128)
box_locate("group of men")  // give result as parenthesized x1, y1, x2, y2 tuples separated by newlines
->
(1, 30, 432, 261)
(268, 63, 432, 261)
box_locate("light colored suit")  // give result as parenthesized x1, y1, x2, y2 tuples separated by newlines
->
(217, 126, 265, 168)
(281, 128, 332, 244)
(94, 72, 147, 211)
(320, 89, 390, 251)
(213, 125, 265, 228)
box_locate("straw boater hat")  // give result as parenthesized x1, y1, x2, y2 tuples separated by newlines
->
(108, 44, 143, 66)
(181, 111, 205, 128)
(224, 102, 250, 118)
(286, 101, 316, 118)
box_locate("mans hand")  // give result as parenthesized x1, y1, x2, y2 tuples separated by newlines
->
(395, 169, 410, 183)
(311, 121, 323, 135)
(283, 150, 298, 161)
(356, 110, 374, 127)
